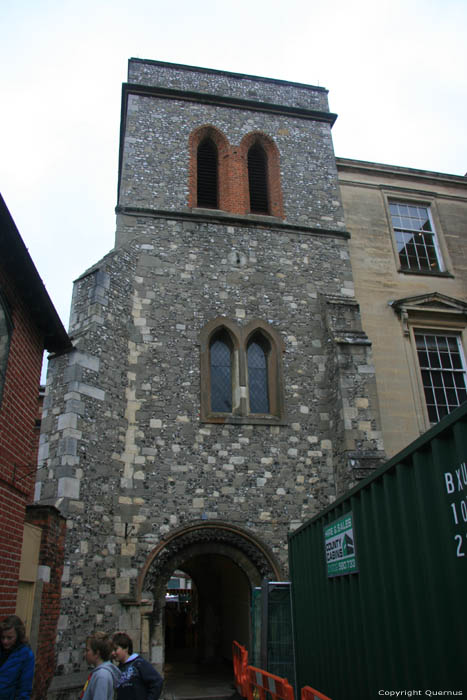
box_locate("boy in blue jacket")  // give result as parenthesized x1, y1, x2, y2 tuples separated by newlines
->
(112, 632, 163, 700)
(0, 615, 35, 700)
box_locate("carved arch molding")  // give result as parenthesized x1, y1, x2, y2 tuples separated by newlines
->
(140, 523, 282, 624)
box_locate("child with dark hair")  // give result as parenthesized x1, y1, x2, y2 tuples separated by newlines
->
(112, 632, 163, 700)
(0, 615, 35, 700)
(80, 631, 121, 700)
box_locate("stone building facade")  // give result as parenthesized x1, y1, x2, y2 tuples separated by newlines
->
(338, 159, 467, 458)
(37, 60, 386, 691)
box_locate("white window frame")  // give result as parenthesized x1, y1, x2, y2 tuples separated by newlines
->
(388, 200, 444, 273)
(390, 293, 467, 433)
(413, 330, 467, 424)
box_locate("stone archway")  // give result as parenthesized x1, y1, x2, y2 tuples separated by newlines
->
(138, 522, 282, 670)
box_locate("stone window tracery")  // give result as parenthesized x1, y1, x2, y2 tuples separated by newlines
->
(200, 318, 285, 424)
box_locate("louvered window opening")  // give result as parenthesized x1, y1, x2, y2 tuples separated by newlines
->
(248, 144, 269, 214)
(197, 139, 218, 208)
(210, 331, 232, 412)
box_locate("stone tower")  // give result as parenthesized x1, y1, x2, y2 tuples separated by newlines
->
(37, 59, 385, 688)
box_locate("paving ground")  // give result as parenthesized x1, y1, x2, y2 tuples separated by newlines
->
(163, 656, 237, 700)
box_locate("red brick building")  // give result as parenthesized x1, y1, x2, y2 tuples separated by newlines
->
(0, 194, 71, 698)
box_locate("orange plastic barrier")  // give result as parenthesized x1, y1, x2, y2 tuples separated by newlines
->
(301, 685, 332, 700)
(246, 665, 294, 700)
(232, 641, 249, 697)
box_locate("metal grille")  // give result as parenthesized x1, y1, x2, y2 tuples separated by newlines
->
(389, 202, 441, 272)
(210, 332, 232, 412)
(267, 583, 295, 684)
(416, 332, 467, 422)
(248, 338, 270, 413)
(197, 138, 218, 208)
(248, 144, 269, 214)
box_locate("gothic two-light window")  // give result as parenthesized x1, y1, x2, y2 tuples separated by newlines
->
(200, 318, 285, 424)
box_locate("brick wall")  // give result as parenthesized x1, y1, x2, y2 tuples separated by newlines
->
(26, 505, 66, 700)
(0, 266, 44, 616)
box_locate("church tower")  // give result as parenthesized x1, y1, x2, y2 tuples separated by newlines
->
(38, 59, 384, 688)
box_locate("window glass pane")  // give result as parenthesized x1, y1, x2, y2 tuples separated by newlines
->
(210, 333, 232, 412)
(415, 332, 467, 424)
(390, 201, 441, 272)
(248, 337, 270, 413)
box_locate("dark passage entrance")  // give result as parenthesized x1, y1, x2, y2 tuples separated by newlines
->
(164, 554, 250, 665)
(163, 554, 251, 698)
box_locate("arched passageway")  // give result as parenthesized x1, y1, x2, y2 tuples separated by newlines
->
(139, 523, 282, 679)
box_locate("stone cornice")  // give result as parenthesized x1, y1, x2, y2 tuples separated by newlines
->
(115, 205, 350, 239)
(122, 82, 336, 123)
(337, 157, 467, 188)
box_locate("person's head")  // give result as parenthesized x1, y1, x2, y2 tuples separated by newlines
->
(85, 632, 112, 667)
(112, 632, 133, 664)
(0, 615, 26, 651)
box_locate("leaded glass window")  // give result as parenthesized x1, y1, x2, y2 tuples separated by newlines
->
(389, 202, 442, 272)
(415, 332, 467, 423)
(248, 335, 270, 413)
(210, 331, 232, 412)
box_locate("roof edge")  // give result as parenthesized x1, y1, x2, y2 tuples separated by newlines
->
(0, 194, 72, 353)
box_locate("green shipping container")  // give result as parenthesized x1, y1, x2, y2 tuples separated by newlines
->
(289, 402, 467, 699)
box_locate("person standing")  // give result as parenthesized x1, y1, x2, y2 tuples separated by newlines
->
(0, 615, 35, 700)
(112, 632, 163, 700)
(80, 631, 121, 700)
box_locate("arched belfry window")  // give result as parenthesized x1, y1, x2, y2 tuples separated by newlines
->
(210, 329, 233, 412)
(200, 318, 285, 424)
(247, 334, 270, 413)
(189, 126, 229, 211)
(197, 138, 218, 209)
(248, 143, 269, 214)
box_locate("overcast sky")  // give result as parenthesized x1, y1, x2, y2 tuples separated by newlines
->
(1, 0, 466, 344)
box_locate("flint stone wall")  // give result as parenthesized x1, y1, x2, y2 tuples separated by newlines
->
(38, 60, 385, 682)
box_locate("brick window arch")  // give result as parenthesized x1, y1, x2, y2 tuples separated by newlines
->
(240, 132, 284, 219)
(189, 126, 230, 210)
(200, 317, 285, 424)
